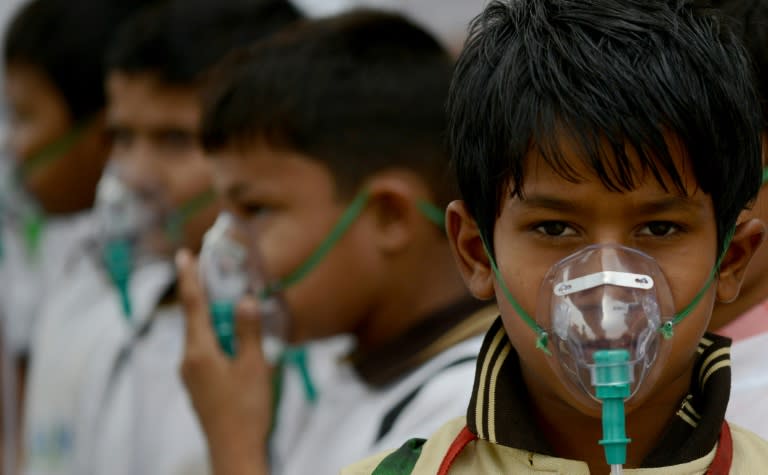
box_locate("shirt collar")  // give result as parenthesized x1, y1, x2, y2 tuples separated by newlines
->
(348, 297, 497, 387)
(467, 317, 732, 467)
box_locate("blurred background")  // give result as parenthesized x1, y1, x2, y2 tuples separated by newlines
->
(0, 0, 489, 185)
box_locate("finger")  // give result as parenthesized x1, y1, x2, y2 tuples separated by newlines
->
(176, 249, 217, 349)
(234, 296, 266, 366)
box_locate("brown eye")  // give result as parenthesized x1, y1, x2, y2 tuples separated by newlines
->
(642, 222, 677, 237)
(534, 221, 575, 237)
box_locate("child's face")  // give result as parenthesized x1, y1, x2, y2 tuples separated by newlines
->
(211, 141, 381, 343)
(105, 72, 218, 253)
(448, 134, 761, 417)
(4, 63, 109, 213)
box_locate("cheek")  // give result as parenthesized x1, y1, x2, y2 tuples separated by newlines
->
(258, 218, 308, 280)
(257, 215, 372, 341)
(166, 154, 213, 207)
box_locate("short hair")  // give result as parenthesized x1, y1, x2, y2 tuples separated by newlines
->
(447, 0, 763, 254)
(201, 10, 457, 207)
(708, 0, 768, 126)
(106, 0, 302, 87)
(3, 0, 156, 121)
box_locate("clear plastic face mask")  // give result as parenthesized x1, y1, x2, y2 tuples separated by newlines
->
(94, 166, 161, 318)
(199, 212, 289, 359)
(483, 228, 733, 471)
(0, 157, 45, 259)
(94, 163, 215, 318)
(537, 244, 676, 408)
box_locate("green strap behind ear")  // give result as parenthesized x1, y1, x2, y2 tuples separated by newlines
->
(481, 236, 552, 355)
(416, 200, 446, 230)
(16, 121, 91, 180)
(762, 167, 768, 185)
(660, 227, 736, 339)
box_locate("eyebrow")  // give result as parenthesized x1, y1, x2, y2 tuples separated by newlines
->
(514, 193, 705, 215)
(223, 182, 250, 201)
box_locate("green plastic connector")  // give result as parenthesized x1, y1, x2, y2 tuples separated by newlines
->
(103, 239, 134, 320)
(283, 347, 318, 403)
(210, 300, 236, 357)
(594, 349, 632, 466)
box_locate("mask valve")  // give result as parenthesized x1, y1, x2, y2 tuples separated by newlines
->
(593, 349, 632, 475)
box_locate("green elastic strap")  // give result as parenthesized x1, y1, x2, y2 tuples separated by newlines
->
(260, 191, 371, 298)
(762, 167, 768, 185)
(165, 188, 217, 242)
(16, 121, 91, 180)
(259, 192, 446, 299)
(481, 236, 551, 355)
(22, 211, 45, 260)
(416, 200, 446, 230)
(660, 227, 736, 339)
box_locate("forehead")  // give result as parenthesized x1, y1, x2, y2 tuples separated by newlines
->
(106, 72, 200, 127)
(4, 63, 64, 106)
(518, 129, 698, 198)
(506, 131, 715, 222)
(212, 140, 334, 195)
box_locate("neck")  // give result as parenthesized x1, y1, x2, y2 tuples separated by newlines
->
(355, 243, 469, 350)
(523, 362, 693, 473)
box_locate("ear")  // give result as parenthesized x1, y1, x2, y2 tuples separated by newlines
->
(716, 218, 766, 303)
(446, 200, 495, 299)
(364, 176, 421, 254)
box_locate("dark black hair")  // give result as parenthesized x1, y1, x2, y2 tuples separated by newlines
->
(106, 0, 301, 87)
(3, 0, 156, 121)
(447, 0, 762, 255)
(201, 10, 457, 207)
(708, 0, 768, 126)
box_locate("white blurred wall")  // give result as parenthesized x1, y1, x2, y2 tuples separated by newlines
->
(291, 0, 489, 53)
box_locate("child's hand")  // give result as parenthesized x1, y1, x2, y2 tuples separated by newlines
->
(176, 249, 272, 475)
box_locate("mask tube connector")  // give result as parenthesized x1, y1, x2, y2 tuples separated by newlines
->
(209, 300, 236, 357)
(593, 349, 632, 475)
(103, 238, 134, 320)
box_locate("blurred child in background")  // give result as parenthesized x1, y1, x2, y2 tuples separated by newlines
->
(175, 10, 496, 475)
(64, 2, 301, 474)
(1, 0, 154, 471)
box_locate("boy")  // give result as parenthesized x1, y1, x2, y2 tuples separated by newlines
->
(704, 0, 768, 441)
(174, 10, 496, 475)
(344, 0, 768, 473)
(1, 0, 153, 470)
(21, 1, 301, 474)
(1, 0, 139, 378)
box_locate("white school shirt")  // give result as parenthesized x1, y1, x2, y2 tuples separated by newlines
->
(22, 258, 174, 475)
(726, 330, 768, 440)
(73, 302, 209, 475)
(0, 211, 94, 356)
(270, 303, 497, 475)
